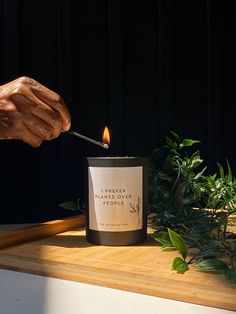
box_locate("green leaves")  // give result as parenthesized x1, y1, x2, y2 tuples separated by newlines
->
(195, 259, 236, 283)
(195, 258, 236, 283)
(59, 201, 78, 210)
(155, 226, 236, 281)
(168, 229, 188, 260)
(166, 136, 177, 150)
(172, 257, 189, 273)
(224, 268, 236, 284)
(195, 259, 228, 273)
(154, 229, 189, 274)
(59, 198, 85, 212)
(165, 132, 200, 150)
(153, 231, 177, 251)
(167, 229, 189, 274)
(153, 231, 173, 248)
(149, 131, 236, 282)
(180, 139, 201, 148)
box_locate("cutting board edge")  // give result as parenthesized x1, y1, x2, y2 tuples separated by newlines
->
(0, 254, 235, 312)
(0, 214, 85, 249)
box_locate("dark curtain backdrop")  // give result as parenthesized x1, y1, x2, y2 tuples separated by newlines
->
(0, 0, 235, 223)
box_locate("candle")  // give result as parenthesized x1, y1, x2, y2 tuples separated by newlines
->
(86, 156, 148, 245)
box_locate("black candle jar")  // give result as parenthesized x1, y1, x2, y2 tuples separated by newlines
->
(86, 157, 148, 245)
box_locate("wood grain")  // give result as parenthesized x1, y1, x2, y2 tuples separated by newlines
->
(0, 215, 85, 249)
(0, 226, 235, 311)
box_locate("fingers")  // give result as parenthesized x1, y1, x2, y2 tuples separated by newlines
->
(10, 86, 52, 114)
(30, 83, 71, 131)
(30, 106, 62, 139)
(0, 76, 72, 147)
(19, 125, 43, 147)
(5, 110, 54, 147)
(10, 87, 64, 139)
(8, 76, 71, 131)
(23, 114, 53, 141)
(7, 113, 43, 147)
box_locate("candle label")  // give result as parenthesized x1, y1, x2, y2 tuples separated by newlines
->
(88, 166, 143, 232)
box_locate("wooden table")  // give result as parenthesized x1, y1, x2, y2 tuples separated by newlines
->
(0, 215, 235, 314)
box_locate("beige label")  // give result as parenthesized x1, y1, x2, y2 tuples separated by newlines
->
(88, 167, 143, 232)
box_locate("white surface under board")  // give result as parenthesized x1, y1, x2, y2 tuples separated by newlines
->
(0, 269, 234, 314)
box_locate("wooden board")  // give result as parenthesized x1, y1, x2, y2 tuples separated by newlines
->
(0, 215, 85, 249)
(0, 226, 235, 311)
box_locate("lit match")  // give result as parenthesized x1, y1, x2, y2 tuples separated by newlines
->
(66, 126, 110, 149)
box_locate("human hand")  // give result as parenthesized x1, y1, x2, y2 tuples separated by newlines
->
(0, 76, 71, 147)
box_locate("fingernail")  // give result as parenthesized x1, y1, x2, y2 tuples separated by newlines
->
(65, 121, 71, 131)
(44, 129, 52, 140)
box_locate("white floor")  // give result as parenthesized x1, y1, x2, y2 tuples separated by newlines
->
(0, 269, 234, 314)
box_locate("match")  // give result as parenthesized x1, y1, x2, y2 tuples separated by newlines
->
(66, 130, 109, 149)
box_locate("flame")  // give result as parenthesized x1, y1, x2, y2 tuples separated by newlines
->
(102, 126, 110, 145)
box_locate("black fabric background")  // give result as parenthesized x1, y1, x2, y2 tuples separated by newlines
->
(0, 0, 235, 223)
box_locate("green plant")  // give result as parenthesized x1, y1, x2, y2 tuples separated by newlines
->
(149, 132, 236, 282)
(59, 199, 85, 213)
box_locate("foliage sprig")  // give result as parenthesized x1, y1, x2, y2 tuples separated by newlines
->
(149, 132, 236, 282)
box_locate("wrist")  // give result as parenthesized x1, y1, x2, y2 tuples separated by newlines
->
(0, 122, 8, 139)
(0, 110, 10, 140)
